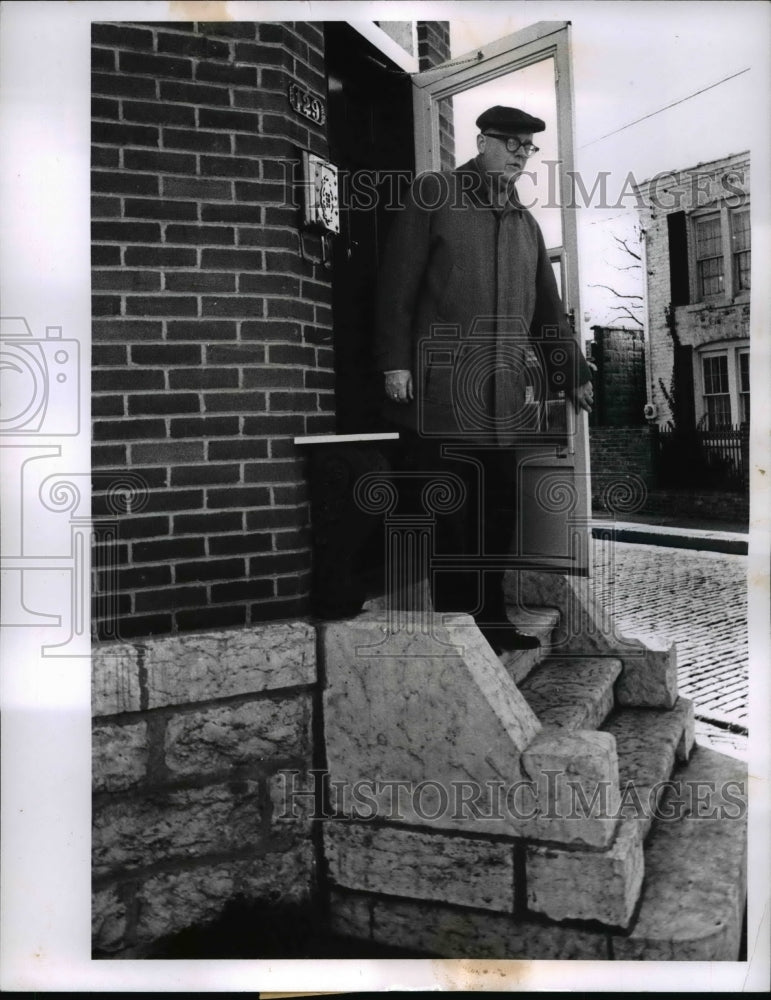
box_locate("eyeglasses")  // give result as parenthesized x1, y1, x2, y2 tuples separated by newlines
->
(483, 133, 540, 156)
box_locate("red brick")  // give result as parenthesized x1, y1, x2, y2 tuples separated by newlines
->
(249, 598, 309, 622)
(207, 532, 273, 555)
(92, 220, 161, 243)
(92, 71, 156, 100)
(246, 508, 307, 531)
(92, 295, 121, 316)
(201, 296, 263, 317)
(243, 366, 305, 388)
(92, 96, 119, 119)
(161, 177, 232, 199)
(196, 21, 258, 40)
(207, 439, 269, 461)
(267, 344, 316, 366)
(170, 416, 239, 438)
(91, 46, 116, 72)
(174, 511, 242, 534)
(168, 367, 239, 389)
(135, 586, 208, 612)
(124, 246, 196, 266)
(123, 100, 195, 127)
(175, 558, 245, 583)
(157, 31, 231, 60)
(123, 149, 197, 174)
(133, 538, 206, 563)
(201, 203, 262, 223)
(205, 344, 265, 364)
(107, 564, 172, 590)
(167, 320, 238, 341)
(128, 393, 200, 416)
(94, 419, 167, 441)
(164, 128, 232, 154)
(91, 22, 154, 48)
(199, 155, 259, 179)
(92, 369, 165, 392)
(165, 272, 236, 293)
(92, 269, 161, 292)
(92, 245, 121, 266)
(211, 580, 274, 602)
(195, 62, 258, 87)
(110, 614, 174, 639)
(207, 486, 271, 509)
(124, 198, 198, 221)
(242, 415, 305, 436)
(131, 441, 205, 464)
(159, 79, 232, 106)
(124, 296, 198, 317)
(203, 391, 266, 412)
(131, 344, 201, 365)
(91, 122, 159, 147)
(165, 224, 235, 245)
(93, 444, 128, 466)
(201, 248, 263, 270)
(119, 50, 193, 80)
(175, 606, 246, 630)
(92, 147, 120, 169)
(92, 394, 125, 417)
(112, 516, 171, 540)
(170, 464, 240, 486)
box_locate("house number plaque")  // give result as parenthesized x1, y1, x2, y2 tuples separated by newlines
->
(288, 83, 326, 126)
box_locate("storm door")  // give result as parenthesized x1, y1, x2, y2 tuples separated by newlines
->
(411, 21, 591, 574)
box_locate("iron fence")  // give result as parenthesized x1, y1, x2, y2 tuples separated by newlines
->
(653, 424, 749, 491)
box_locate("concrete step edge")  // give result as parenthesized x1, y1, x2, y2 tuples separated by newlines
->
(519, 656, 623, 731)
(612, 744, 747, 960)
(600, 697, 695, 840)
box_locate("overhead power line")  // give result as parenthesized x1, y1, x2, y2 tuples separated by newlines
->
(580, 67, 750, 148)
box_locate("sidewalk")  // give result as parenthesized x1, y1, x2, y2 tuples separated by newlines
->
(591, 516, 748, 555)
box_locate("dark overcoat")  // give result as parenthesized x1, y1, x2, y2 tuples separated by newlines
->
(373, 157, 592, 445)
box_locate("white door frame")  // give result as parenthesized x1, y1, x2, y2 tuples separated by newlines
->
(410, 21, 591, 574)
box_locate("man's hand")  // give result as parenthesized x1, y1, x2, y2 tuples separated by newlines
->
(572, 380, 594, 413)
(384, 370, 413, 403)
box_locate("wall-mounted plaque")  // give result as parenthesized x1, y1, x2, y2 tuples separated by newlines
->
(288, 82, 326, 126)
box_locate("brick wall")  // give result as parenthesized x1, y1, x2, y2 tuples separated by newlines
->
(635, 153, 750, 425)
(91, 20, 333, 641)
(589, 326, 645, 427)
(416, 22, 455, 169)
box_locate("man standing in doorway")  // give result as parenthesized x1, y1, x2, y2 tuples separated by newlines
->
(373, 105, 593, 652)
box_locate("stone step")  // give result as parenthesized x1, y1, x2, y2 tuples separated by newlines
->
(601, 697, 695, 839)
(518, 656, 622, 730)
(498, 606, 560, 685)
(326, 747, 747, 960)
(612, 744, 747, 960)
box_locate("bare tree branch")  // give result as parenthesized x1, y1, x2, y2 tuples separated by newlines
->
(607, 305, 644, 327)
(589, 284, 644, 301)
(612, 233, 642, 260)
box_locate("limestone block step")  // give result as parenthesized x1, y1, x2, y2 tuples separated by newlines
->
(498, 606, 560, 685)
(612, 745, 747, 960)
(519, 657, 622, 730)
(601, 697, 695, 839)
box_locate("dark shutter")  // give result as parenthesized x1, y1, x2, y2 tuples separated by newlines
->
(667, 211, 690, 306)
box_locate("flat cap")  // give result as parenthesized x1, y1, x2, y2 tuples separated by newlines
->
(476, 105, 545, 134)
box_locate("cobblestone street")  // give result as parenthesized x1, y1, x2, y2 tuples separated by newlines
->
(591, 539, 748, 757)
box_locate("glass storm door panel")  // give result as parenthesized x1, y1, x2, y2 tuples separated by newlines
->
(411, 21, 590, 574)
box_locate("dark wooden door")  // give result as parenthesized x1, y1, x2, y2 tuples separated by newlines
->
(325, 23, 415, 433)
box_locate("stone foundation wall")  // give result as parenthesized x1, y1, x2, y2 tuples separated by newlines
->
(91, 620, 316, 955)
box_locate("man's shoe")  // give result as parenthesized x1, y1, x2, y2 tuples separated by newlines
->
(478, 622, 540, 653)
